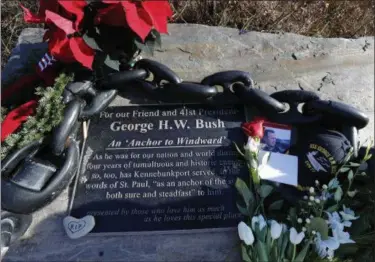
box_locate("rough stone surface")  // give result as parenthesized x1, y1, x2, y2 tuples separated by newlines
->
(2, 24, 374, 262)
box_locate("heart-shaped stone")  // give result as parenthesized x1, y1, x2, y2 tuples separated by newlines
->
(63, 215, 95, 239)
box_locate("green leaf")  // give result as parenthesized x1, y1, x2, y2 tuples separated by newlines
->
(334, 186, 343, 202)
(104, 55, 120, 71)
(348, 162, 361, 167)
(280, 232, 289, 259)
(254, 224, 268, 243)
(235, 178, 254, 211)
(237, 202, 250, 216)
(82, 33, 102, 51)
(294, 240, 311, 262)
(286, 242, 294, 260)
(259, 184, 273, 198)
(364, 154, 373, 161)
(134, 38, 155, 56)
(266, 227, 272, 251)
(241, 244, 252, 262)
(268, 200, 284, 211)
(308, 217, 329, 240)
(340, 167, 350, 173)
(326, 204, 339, 212)
(347, 190, 358, 198)
(255, 241, 269, 262)
(271, 243, 278, 262)
(365, 140, 373, 158)
(347, 170, 354, 181)
(233, 142, 245, 158)
(151, 29, 162, 48)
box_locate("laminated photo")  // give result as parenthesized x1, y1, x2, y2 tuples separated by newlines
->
(260, 121, 292, 153)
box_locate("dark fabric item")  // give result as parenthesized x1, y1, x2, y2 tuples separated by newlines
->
(290, 129, 352, 187)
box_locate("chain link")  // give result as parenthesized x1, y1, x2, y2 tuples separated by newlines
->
(1, 58, 370, 216)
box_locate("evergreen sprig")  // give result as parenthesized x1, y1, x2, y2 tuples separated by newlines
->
(1, 72, 73, 160)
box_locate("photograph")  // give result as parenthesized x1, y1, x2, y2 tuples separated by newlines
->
(260, 122, 292, 154)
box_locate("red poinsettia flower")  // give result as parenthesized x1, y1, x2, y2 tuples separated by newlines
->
(20, 0, 58, 23)
(44, 11, 95, 69)
(241, 117, 266, 139)
(20, 0, 85, 30)
(57, 0, 87, 30)
(96, 0, 173, 41)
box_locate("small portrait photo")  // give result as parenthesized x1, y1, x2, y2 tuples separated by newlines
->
(260, 122, 292, 154)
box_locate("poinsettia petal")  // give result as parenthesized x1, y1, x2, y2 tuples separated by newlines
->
(39, 0, 59, 14)
(45, 10, 75, 35)
(43, 29, 51, 42)
(137, 5, 153, 26)
(70, 38, 95, 69)
(95, 3, 127, 26)
(48, 27, 70, 60)
(123, 1, 152, 41)
(102, 0, 120, 3)
(142, 1, 173, 33)
(20, 4, 45, 23)
(57, 0, 87, 30)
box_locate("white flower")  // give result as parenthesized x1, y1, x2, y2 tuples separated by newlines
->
(303, 195, 308, 200)
(305, 218, 311, 224)
(310, 215, 314, 219)
(302, 227, 307, 232)
(325, 212, 355, 244)
(314, 232, 340, 260)
(289, 227, 305, 245)
(251, 215, 266, 231)
(315, 198, 321, 203)
(325, 211, 341, 226)
(238, 222, 254, 245)
(270, 220, 283, 240)
(315, 180, 320, 185)
(322, 184, 328, 190)
(339, 205, 359, 221)
(309, 187, 315, 193)
(325, 211, 350, 227)
(245, 137, 260, 153)
(297, 218, 303, 224)
(309, 196, 315, 201)
(308, 202, 312, 206)
(312, 230, 317, 235)
(331, 222, 355, 244)
(328, 178, 339, 189)
(320, 191, 333, 201)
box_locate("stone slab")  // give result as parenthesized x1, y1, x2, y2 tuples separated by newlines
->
(2, 24, 374, 262)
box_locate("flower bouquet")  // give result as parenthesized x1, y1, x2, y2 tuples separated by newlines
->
(20, 0, 173, 71)
(234, 118, 374, 262)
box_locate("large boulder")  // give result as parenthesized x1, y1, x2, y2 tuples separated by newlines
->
(2, 24, 374, 262)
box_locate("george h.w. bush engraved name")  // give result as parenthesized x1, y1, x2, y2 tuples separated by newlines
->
(109, 118, 225, 134)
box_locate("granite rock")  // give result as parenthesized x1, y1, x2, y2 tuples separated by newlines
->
(2, 24, 374, 262)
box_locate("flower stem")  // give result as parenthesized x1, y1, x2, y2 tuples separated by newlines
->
(337, 162, 362, 207)
(292, 244, 296, 262)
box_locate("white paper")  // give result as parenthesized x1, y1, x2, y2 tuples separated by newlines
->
(257, 150, 298, 186)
